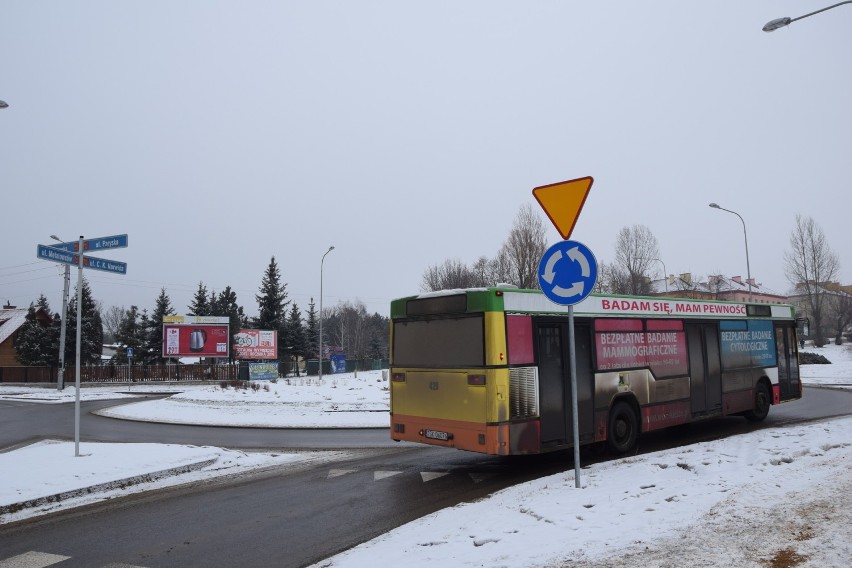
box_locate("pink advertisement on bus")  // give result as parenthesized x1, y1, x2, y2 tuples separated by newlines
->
(594, 319, 688, 377)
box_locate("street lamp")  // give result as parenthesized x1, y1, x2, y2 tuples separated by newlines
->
(709, 203, 753, 302)
(650, 258, 668, 294)
(763, 1, 852, 31)
(50, 234, 71, 390)
(0, 100, 8, 109)
(318, 246, 335, 381)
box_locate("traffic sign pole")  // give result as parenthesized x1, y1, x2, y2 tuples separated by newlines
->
(534, 177, 596, 489)
(568, 307, 581, 488)
(75, 236, 83, 457)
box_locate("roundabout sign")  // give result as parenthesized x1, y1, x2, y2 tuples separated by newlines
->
(537, 240, 598, 306)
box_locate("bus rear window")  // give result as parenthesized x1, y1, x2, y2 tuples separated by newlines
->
(393, 315, 484, 367)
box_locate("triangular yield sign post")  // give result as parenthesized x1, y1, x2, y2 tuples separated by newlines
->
(532, 176, 594, 240)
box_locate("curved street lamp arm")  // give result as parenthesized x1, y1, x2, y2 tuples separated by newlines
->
(764, 1, 852, 31)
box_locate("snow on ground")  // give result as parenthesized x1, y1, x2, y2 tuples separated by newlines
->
(1, 344, 851, 566)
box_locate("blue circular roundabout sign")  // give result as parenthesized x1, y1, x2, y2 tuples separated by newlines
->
(537, 240, 599, 306)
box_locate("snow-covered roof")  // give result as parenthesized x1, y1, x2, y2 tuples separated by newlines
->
(0, 307, 29, 346)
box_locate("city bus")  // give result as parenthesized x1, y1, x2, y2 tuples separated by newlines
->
(389, 287, 802, 455)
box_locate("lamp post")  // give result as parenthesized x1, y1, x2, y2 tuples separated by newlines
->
(318, 246, 334, 381)
(709, 203, 753, 302)
(763, 1, 852, 31)
(650, 258, 668, 294)
(50, 234, 70, 391)
(0, 100, 8, 109)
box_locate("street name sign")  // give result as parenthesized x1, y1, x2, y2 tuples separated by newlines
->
(37, 244, 128, 274)
(49, 234, 128, 253)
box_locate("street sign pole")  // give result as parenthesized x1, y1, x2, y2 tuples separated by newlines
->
(75, 236, 83, 457)
(567, 306, 581, 488)
(35, 233, 129, 456)
(57, 264, 69, 391)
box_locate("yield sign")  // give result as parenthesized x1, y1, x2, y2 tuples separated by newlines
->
(532, 176, 594, 240)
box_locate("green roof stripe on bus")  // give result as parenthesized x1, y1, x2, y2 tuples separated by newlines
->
(391, 288, 796, 320)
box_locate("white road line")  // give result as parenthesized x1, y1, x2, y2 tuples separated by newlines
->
(327, 469, 358, 478)
(420, 472, 450, 482)
(0, 551, 71, 568)
(373, 471, 403, 481)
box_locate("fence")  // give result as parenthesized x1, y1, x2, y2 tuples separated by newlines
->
(0, 364, 239, 384)
(1, 359, 390, 384)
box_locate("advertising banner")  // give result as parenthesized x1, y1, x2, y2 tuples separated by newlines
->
(720, 320, 777, 369)
(330, 354, 347, 374)
(234, 329, 278, 360)
(248, 362, 279, 380)
(162, 324, 230, 358)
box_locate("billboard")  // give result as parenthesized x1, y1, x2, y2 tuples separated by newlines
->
(248, 362, 279, 380)
(234, 329, 278, 360)
(162, 324, 230, 358)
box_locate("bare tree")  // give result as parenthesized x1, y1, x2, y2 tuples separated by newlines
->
(784, 215, 840, 346)
(421, 258, 484, 292)
(329, 300, 369, 360)
(612, 224, 660, 295)
(824, 284, 852, 345)
(488, 248, 514, 286)
(419, 204, 546, 292)
(101, 304, 125, 344)
(499, 203, 548, 289)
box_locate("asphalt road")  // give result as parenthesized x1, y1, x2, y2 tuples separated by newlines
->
(1, 386, 850, 568)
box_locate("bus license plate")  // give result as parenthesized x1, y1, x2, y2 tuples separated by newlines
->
(425, 429, 451, 441)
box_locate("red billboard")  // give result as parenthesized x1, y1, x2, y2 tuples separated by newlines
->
(162, 324, 230, 358)
(234, 329, 278, 360)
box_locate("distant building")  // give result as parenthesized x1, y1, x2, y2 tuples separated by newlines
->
(785, 281, 852, 342)
(0, 302, 53, 367)
(648, 274, 788, 304)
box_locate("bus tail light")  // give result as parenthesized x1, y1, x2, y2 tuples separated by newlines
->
(467, 374, 486, 386)
(392, 372, 406, 383)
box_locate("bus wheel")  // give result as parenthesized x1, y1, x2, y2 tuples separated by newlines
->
(607, 401, 638, 454)
(745, 382, 771, 422)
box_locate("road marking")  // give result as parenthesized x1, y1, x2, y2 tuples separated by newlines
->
(101, 564, 150, 567)
(373, 471, 403, 481)
(420, 472, 450, 482)
(0, 551, 71, 568)
(327, 469, 358, 478)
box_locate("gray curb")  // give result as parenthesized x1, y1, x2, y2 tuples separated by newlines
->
(0, 457, 217, 517)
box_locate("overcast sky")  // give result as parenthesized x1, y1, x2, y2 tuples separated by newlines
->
(2, 1, 850, 319)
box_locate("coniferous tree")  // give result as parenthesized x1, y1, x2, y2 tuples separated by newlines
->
(218, 286, 247, 363)
(144, 288, 176, 363)
(285, 303, 307, 376)
(254, 256, 289, 361)
(304, 298, 318, 360)
(113, 305, 144, 364)
(188, 281, 210, 316)
(64, 280, 103, 365)
(13, 297, 58, 366)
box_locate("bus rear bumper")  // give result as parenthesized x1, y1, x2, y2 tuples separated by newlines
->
(390, 414, 541, 455)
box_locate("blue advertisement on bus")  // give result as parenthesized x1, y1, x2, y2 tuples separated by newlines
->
(719, 320, 776, 369)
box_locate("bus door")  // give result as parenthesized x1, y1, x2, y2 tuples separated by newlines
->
(686, 323, 722, 415)
(534, 320, 594, 448)
(775, 324, 800, 400)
